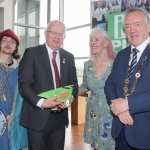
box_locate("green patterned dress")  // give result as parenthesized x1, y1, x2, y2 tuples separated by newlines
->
(80, 60, 115, 150)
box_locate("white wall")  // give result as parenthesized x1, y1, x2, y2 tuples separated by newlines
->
(0, 7, 4, 31)
(0, 0, 14, 30)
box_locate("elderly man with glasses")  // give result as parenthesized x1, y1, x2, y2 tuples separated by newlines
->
(18, 20, 78, 150)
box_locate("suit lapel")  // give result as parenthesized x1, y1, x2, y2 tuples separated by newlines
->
(59, 48, 66, 86)
(122, 47, 131, 83)
(129, 44, 150, 83)
(129, 45, 149, 88)
(39, 44, 54, 86)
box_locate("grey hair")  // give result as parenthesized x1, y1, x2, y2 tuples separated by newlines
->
(125, 7, 150, 23)
(90, 28, 109, 41)
(46, 20, 66, 33)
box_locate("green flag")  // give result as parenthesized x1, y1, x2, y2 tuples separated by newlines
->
(37, 85, 73, 102)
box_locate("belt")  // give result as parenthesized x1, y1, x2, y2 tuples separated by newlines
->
(51, 110, 61, 114)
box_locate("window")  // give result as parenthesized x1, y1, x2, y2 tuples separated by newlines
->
(15, 0, 48, 27)
(50, 0, 59, 20)
(15, 25, 45, 54)
(64, 26, 90, 57)
(14, 0, 91, 83)
(64, 0, 90, 28)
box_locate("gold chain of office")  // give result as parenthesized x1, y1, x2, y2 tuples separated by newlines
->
(123, 46, 150, 98)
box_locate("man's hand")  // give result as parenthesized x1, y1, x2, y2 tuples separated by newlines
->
(41, 97, 62, 109)
(118, 110, 134, 125)
(110, 98, 128, 115)
(58, 98, 73, 109)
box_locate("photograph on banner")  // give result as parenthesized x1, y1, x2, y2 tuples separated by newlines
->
(145, 0, 150, 13)
(91, 0, 122, 29)
(121, 0, 146, 11)
(91, 0, 150, 52)
(96, 22, 107, 29)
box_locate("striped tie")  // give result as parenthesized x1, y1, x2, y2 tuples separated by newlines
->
(128, 48, 139, 79)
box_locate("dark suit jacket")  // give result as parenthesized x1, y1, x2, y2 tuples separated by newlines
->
(104, 44, 150, 149)
(18, 44, 78, 131)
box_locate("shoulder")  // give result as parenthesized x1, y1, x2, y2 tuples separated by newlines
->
(25, 44, 45, 52)
(84, 60, 92, 67)
(60, 48, 74, 58)
(116, 46, 131, 57)
(23, 44, 46, 58)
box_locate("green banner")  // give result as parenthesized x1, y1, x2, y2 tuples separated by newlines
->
(108, 12, 128, 53)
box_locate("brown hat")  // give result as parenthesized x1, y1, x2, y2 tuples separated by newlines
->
(0, 29, 20, 46)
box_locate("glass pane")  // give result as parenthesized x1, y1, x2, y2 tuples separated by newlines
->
(64, 0, 90, 28)
(64, 26, 90, 57)
(15, 25, 45, 55)
(15, 0, 47, 27)
(51, 0, 59, 20)
(75, 59, 88, 85)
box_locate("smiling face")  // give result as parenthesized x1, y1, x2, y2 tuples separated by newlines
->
(113, 0, 117, 5)
(89, 33, 108, 55)
(97, 2, 102, 8)
(45, 23, 66, 51)
(125, 11, 150, 47)
(106, 1, 109, 7)
(0, 36, 16, 55)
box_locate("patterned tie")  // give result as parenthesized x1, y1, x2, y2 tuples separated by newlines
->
(128, 48, 139, 79)
(52, 51, 61, 111)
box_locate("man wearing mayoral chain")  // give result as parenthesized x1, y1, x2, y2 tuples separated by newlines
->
(105, 7, 150, 150)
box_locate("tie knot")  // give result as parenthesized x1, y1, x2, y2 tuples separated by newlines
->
(52, 51, 57, 59)
(132, 48, 139, 54)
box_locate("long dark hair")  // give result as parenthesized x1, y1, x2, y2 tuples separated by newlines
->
(12, 45, 21, 60)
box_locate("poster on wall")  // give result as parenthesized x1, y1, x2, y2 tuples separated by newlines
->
(91, 0, 150, 52)
(91, 0, 150, 30)
(91, 0, 122, 29)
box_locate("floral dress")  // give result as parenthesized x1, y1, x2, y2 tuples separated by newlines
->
(80, 60, 115, 150)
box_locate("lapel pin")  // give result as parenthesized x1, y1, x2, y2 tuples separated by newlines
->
(63, 58, 66, 64)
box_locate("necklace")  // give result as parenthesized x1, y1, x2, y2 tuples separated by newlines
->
(7, 60, 13, 66)
(124, 46, 150, 97)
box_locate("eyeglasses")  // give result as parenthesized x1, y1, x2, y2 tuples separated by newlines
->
(47, 30, 65, 37)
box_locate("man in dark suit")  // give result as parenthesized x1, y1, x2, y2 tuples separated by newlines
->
(18, 20, 78, 150)
(104, 7, 150, 150)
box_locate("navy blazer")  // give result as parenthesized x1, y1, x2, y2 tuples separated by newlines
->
(104, 44, 150, 149)
(18, 44, 78, 131)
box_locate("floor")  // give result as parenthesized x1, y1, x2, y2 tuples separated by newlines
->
(64, 109, 91, 150)
(64, 123, 91, 150)
(24, 110, 90, 150)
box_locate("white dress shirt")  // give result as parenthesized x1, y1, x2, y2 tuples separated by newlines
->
(36, 43, 60, 109)
(129, 36, 150, 64)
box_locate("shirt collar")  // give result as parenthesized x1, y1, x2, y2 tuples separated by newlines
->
(131, 36, 150, 53)
(0, 58, 18, 69)
(45, 43, 60, 54)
